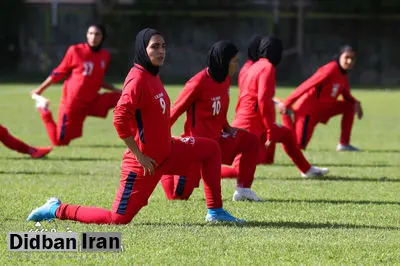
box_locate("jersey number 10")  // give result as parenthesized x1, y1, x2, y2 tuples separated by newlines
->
(212, 99, 221, 116)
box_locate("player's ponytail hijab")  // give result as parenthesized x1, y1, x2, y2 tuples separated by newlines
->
(259, 36, 283, 67)
(207, 40, 239, 83)
(247, 35, 262, 62)
(134, 28, 163, 76)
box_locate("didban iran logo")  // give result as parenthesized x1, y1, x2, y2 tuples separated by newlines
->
(8, 223, 123, 252)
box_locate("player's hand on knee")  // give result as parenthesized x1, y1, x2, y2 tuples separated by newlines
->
(137, 153, 157, 176)
(223, 126, 239, 138)
(355, 101, 363, 120)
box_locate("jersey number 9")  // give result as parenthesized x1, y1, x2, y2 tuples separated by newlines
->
(159, 97, 166, 114)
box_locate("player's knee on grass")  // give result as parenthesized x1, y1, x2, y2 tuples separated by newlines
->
(111, 213, 134, 225)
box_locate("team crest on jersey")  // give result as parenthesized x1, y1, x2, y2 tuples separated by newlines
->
(101, 60, 106, 69)
(180, 137, 195, 144)
(331, 84, 340, 97)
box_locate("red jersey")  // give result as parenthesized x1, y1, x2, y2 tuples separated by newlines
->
(284, 61, 357, 115)
(171, 68, 230, 140)
(113, 64, 172, 165)
(233, 58, 276, 136)
(238, 60, 253, 91)
(50, 43, 111, 108)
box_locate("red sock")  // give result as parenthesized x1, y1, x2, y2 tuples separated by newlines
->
(39, 108, 58, 146)
(56, 204, 136, 225)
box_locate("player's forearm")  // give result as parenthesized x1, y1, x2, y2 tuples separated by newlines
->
(284, 86, 309, 107)
(122, 136, 142, 157)
(260, 101, 276, 129)
(170, 100, 189, 126)
(35, 77, 53, 95)
(342, 90, 357, 104)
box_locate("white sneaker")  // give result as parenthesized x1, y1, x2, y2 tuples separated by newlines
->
(301, 166, 329, 178)
(233, 188, 263, 202)
(32, 93, 49, 109)
(336, 144, 361, 152)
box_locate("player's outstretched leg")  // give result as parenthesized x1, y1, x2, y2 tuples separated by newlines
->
(0, 125, 52, 158)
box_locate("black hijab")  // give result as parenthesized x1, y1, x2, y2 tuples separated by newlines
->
(247, 35, 262, 62)
(207, 40, 239, 83)
(259, 36, 283, 67)
(88, 24, 107, 52)
(333, 45, 355, 74)
(134, 28, 163, 76)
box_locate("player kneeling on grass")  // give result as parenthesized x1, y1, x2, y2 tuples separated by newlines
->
(279, 45, 363, 151)
(0, 124, 52, 158)
(231, 36, 328, 178)
(30, 24, 121, 146)
(161, 40, 262, 202)
(26, 28, 243, 224)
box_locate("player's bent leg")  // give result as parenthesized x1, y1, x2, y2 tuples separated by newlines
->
(220, 131, 262, 202)
(165, 137, 244, 223)
(272, 124, 328, 177)
(160, 172, 200, 200)
(27, 170, 161, 225)
(160, 175, 175, 199)
(87, 92, 122, 118)
(337, 101, 359, 151)
(38, 108, 59, 146)
(257, 133, 275, 164)
(176, 137, 223, 209)
(275, 125, 309, 172)
(295, 114, 317, 150)
(55, 112, 85, 146)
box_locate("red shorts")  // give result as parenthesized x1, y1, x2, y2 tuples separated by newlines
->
(57, 92, 120, 143)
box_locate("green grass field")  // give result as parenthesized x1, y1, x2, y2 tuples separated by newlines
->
(1, 84, 400, 265)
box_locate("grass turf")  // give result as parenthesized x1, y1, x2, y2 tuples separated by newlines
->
(0, 84, 399, 265)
